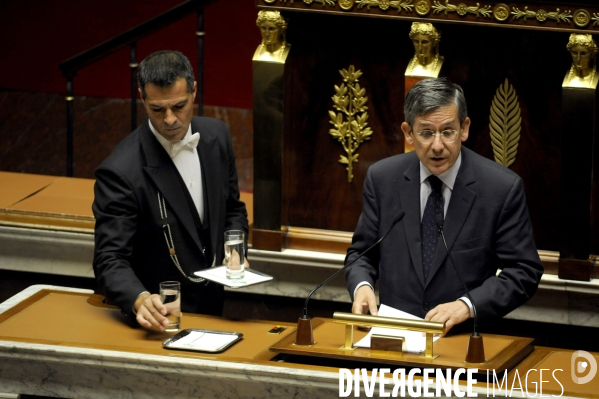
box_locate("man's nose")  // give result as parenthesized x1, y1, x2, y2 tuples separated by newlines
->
(164, 109, 177, 125)
(431, 134, 444, 151)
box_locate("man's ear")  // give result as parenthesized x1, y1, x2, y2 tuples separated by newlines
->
(460, 117, 471, 142)
(138, 88, 144, 103)
(192, 81, 197, 101)
(401, 122, 414, 145)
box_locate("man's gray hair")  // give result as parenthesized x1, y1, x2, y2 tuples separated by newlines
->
(403, 77, 467, 127)
(138, 50, 195, 99)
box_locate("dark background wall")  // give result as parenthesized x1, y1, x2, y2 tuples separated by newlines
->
(0, 0, 257, 108)
(0, 0, 258, 188)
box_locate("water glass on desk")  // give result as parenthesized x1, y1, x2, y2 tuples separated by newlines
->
(224, 230, 245, 280)
(159, 281, 181, 332)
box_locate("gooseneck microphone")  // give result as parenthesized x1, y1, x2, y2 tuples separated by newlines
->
(435, 213, 485, 363)
(295, 210, 405, 345)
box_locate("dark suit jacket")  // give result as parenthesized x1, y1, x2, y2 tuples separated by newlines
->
(93, 117, 248, 320)
(345, 147, 543, 320)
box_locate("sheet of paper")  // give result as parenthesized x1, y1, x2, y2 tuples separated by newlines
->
(166, 331, 239, 351)
(194, 265, 273, 288)
(354, 304, 440, 354)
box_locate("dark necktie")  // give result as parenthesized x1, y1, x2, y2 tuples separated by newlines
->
(421, 175, 444, 279)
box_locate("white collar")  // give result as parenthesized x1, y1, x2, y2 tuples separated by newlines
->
(148, 120, 196, 157)
(419, 151, 462, 190)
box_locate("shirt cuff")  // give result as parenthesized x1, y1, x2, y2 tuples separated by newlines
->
(353, 281, 374, 299)
(458, 296, 475, 318)
(131, 291, 150, 315)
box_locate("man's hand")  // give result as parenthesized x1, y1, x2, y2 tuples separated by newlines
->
(352, 285, 378, 315)
(133, 292, 169, 331)
(425, 300, 470, 336)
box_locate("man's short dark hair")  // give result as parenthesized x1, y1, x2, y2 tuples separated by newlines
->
(138, 50, 195, 99)
(403, 77, 468, 127)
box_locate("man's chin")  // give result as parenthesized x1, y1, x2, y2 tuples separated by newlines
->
(426, 159, 448, 174)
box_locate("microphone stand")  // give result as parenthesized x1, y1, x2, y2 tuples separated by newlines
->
(435, 214, 485, 363)
(295, 211, 405, 345)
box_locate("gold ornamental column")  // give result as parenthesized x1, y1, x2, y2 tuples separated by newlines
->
(559, 34, 599, 281)
(252, 10, 290, 251)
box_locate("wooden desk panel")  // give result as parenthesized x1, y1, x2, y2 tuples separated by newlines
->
(0, 290, 294, 362)
(508, 347, 599, 398)
(0, 172, 57, 208)
(1, 288, 598, 398)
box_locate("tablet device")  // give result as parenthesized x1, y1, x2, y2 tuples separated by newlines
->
(163, 329, 243, 353)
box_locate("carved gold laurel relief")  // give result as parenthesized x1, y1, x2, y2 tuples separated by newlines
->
(489, 79, 521, 168)
(432, 1, 492, 18)
(356, 0, 414, 12)
(329, 66, 373, 183)
(511, 6, 571, 23)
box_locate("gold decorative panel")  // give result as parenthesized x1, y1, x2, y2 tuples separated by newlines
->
(329, 66, 373, 183)
(489, 79, 521, 168)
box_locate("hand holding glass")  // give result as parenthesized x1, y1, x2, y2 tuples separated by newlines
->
(159, 281, 181, 332)
(224, 230, 245, 279)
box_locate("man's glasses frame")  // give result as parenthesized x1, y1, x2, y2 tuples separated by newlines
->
(413, 129, 460, 144)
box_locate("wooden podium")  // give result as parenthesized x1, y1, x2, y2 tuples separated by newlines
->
(270, 318, 533, 375)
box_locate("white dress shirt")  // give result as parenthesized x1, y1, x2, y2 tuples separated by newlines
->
(149, 121, 205, 223)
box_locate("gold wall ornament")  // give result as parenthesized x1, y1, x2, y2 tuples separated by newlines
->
(328, 66, 373, 183)
(304, 0, 337, 6)
(493, 3, 510, 22)
(511, 7, 572, 24)
(593, 12, 599, 27)
(415, 0, 431, 15)
(563, 34, 598, 89)
(339, 0, 355, 10)
(574, 9, 591, 28)
(356, 0, 414, 12)
(254, 10, 291, 64)
(267, 0, 337, 5)
(489, 78, 521, 169)
(432, 1, 492, 18)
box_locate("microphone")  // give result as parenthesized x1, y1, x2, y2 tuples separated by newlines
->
(434, 213, 485, 363)
(295, 210, 405, 345)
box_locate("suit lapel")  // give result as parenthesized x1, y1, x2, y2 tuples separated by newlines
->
(197, 127, 220, 259)
(140, 122, 203, 253)
(398, 156, 426, 287)
(426, 149, 477, 283)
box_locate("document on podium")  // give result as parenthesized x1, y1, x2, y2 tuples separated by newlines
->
(354, 304, 440, 354)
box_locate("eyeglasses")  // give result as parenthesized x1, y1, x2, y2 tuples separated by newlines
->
(413, 129, 460, 144)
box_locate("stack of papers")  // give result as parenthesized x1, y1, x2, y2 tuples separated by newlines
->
(355, 304, 440, 354)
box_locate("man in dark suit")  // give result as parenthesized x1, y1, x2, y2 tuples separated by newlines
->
(93, 51, 248, 331)
(345, 78, 543, 333)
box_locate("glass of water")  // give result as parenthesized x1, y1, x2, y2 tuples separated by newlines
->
(159, 281, 181, 332)
(224, 230, 245, 279)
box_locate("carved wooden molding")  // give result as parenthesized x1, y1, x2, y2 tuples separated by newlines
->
(258, 1, 599, 33)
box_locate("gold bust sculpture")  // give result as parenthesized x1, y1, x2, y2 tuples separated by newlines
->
(253, 10, 290, 63)
(405, 22, 444, 78)
(563, 34, 598, 89)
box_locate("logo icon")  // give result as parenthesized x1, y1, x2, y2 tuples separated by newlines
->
(571, 350, 598, 384)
